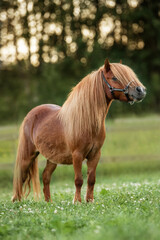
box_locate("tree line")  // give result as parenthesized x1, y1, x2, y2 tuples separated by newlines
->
(0, 0, 160, 123)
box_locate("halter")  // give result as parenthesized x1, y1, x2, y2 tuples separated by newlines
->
(102, 71, 133, 101)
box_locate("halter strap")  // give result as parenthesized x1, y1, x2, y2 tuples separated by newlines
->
(102, 71, 133, 101)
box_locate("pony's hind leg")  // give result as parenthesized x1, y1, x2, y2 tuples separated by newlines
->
(42, 160, 57, 202)
(22, 152, 39, 184)
(86, 151, 100, 202)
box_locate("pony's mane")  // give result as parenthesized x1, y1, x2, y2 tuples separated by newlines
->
(110, 63, 144, 87)
(58, 63, 144, 143)
(58, 67, 107, 142)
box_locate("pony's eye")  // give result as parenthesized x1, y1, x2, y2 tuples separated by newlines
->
(112, 77, 117, 81)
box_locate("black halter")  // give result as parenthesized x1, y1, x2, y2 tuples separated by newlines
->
(102, 71, 133, 101)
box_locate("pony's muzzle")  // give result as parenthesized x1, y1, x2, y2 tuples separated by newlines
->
(135, 86, 146, 100)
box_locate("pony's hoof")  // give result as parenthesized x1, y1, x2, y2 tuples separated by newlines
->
(12, 194, 21, 202)
(11, 195, 17, 202)
(72, 197, 81, 204)
(86, 198, 94, 203)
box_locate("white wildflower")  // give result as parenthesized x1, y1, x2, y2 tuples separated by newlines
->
(54, 209, 57, 214)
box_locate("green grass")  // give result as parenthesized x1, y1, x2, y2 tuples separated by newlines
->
(0, 115, 160, 164)
(0, 125, 18, 164)
(1, 172, 160, 240)
(103, 115, 160, 159)
(0, 115, 160, 240)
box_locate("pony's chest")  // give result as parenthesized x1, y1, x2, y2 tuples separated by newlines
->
(86, 143, 100, 160)
(86, 137, 105, 160)
(92, 130, 106, 156)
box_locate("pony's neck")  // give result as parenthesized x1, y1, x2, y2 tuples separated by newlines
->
(59, 68, 109, 141)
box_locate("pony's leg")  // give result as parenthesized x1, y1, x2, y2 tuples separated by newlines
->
(42, 160, 57, 202)
(22, 152, 39, 184)
(86, 151, 100, 202)
(72, 151, 83, 203)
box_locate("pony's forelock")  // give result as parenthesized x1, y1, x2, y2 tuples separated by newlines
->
(110, 63, 144, 88)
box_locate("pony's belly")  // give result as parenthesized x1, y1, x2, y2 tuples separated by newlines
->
(35, 128, 73, 164)
(49, 152, 73, 165)
(39, 146, 73, 165)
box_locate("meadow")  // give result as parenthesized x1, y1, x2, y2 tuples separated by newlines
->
(0, 115, 160, 240)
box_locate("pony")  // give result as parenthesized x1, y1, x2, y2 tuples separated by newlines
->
(12, 59, 146, 203)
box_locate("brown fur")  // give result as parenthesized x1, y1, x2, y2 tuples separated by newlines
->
(12, 61, 145, 203)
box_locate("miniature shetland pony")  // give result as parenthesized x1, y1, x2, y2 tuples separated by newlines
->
(12, 59, 146, 203)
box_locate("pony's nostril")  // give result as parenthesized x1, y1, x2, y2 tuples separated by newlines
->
(136, 86, 143, 93)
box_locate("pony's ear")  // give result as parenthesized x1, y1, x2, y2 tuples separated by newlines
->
(104, 58, 110, 72)
(120, 59, 122, 64)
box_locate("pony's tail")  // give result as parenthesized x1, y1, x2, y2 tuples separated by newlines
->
(12, 121, 41, 202)
(23, 154, 41, 201)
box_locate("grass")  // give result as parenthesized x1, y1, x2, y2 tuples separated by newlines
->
(1, 172, 160, 240)
(0, 125, 18, 164)
(103, 115, 160, 159)
(0, 115, 160, 239)
(0, 115, 160, 164)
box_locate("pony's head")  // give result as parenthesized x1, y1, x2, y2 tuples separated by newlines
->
(102, 59, 146, 104)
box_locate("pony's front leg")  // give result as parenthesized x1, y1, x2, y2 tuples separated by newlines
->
(42, 160, 57, 202)
(72, 151, 83, 203)
(86, 151, 100, 202)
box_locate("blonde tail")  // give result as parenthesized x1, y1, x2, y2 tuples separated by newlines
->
(12, 120, 41, 202)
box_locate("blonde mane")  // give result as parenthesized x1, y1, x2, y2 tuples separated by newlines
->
(58, 63, 143, 142)
(58, 67, 107, 142)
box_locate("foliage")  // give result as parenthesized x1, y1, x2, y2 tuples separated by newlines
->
(0, 0, 160, 122)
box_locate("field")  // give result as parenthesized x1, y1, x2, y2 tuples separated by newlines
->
(0, 115, 160, 240)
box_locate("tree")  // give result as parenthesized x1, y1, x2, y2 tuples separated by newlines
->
(0, 0, 160, 122)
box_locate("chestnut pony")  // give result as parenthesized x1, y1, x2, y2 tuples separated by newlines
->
(12, 59, 146, 203)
